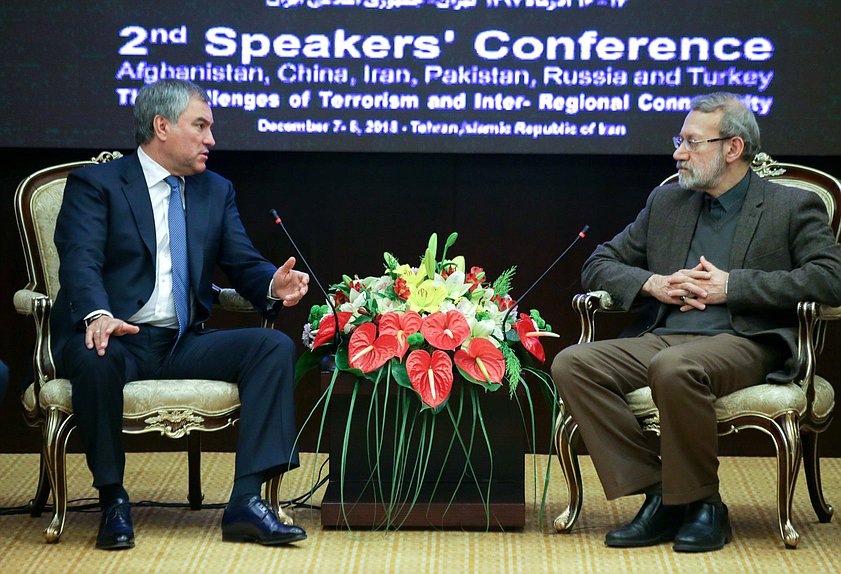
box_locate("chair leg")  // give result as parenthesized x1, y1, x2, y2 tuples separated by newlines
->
(802, 430, 834, 523)
(770, 411, 802, 549)
(43, 409, 73, 543)
(187, 432, 203, 510)
(265, 475, 294, 525)
(29, 444, 51, 517)
(553, 411, 583, 533)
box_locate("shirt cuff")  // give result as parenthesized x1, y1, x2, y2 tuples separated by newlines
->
(83, 309, 113, 326)
(267, 279, 280, 307)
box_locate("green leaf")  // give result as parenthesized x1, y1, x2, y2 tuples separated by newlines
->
(384, 251, 400, 271)
(335, 346, 365, 377)
(390, 359, 413, 389)
(293, 350, 324, 384)
(501, 343, 522, 397)
(492, 265, 517, 296)
(455, 364, 503, 392)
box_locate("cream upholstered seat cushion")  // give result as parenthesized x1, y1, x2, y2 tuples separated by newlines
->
(626, 377, 835, 421)
(23, 378, 240, 417)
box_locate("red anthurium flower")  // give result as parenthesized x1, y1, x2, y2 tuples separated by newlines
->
(513, 313, 559, 363)
(405, 349, 454, 409)
(348, 323, 398, 373)
(421, 310, 470, 351)
(454, 338, 505, 384)
(378, 311, 423, 359)
(311, 311, 353, 350)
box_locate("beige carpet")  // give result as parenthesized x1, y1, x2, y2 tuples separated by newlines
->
(1, 452, 839, 573)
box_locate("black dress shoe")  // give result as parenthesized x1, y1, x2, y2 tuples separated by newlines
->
(96, 498, 135, 550)
(222, 496, 307, 545)
(673, 500, 732, 552)
(605, 494, 686, 548)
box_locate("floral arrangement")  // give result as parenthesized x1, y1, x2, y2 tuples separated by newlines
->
(297, 232, 559, 410)
(294, 232, 561, 530)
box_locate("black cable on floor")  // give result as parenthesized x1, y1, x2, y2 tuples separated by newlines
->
(1, 457, 332, 515)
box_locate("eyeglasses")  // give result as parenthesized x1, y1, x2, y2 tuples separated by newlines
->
(672, 135, 731, 151)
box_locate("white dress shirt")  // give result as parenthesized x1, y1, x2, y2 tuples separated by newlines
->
(85, 146, 185, 328)
(130, 146, 186, 328)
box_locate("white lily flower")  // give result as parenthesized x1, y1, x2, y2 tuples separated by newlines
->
(468, 318, 500, 344)
(434, 270, 471, 300)
(365, 275, 391, 294)
(486, 301, 516, 333)
(338, 288, 368, 322)
(374, 296, 407, 314)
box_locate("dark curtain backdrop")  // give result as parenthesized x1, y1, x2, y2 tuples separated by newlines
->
(2, 148, 839, 457)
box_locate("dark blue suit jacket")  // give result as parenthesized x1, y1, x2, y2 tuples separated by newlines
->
(51, 153, 279, 369)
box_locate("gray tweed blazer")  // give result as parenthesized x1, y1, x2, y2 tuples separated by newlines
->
(582, 173, 841, 382)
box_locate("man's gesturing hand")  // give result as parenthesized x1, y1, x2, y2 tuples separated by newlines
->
(272, 256, 310, 307)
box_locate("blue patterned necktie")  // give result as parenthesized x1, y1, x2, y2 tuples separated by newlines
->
(165, 175, 190, 343)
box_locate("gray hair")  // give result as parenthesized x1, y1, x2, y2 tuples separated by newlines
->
(690, 92, 761, 161)
(133, 79, 209, 145)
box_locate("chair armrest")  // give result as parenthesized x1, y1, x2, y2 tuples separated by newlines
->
(215, 287, 256, 313)
(816, 303, 841, 321)
(14, 289, 50, 316)
(14, 289, 56, 389)
(572, 290, 623, 344)
(580, 290, 621, 311)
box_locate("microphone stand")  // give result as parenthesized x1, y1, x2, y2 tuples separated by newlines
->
(270, 209, 341, 349)
(501, 225, 590, 331)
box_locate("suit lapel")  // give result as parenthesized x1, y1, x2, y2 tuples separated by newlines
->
(730, 174, 764, 268)
(664, 189, 704, 269)
(121, 155, 156, 258)
(184, 175, 209, 294)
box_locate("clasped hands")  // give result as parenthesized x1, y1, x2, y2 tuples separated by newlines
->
(641, 256, 729, 312)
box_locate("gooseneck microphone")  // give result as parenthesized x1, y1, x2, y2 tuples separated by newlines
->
(269, 209, 341, 347)
(501, 225, 590, 330)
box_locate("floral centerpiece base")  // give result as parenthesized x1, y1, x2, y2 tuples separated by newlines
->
(320, 372, 525, 529)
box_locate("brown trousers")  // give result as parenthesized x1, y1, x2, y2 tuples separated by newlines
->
(551, 333, 783, 505)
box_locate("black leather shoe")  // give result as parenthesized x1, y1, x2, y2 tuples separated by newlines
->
(673, 500, 732, 552)
(222, 496, 307, 545)
(605, 495, 686, 548)
(96, 498, 134, 550)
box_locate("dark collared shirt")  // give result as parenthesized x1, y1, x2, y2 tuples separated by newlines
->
(655, 170, 751, 335)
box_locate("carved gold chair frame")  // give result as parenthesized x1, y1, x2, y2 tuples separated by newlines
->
(14, 152, 292, 542)
(552, 153, 840, 548)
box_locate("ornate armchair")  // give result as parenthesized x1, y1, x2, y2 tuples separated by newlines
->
(14, 152, 292, 542)
(552, 153, 840, 548)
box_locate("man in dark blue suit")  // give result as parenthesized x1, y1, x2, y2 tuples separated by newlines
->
(52, 79, 309, 550)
